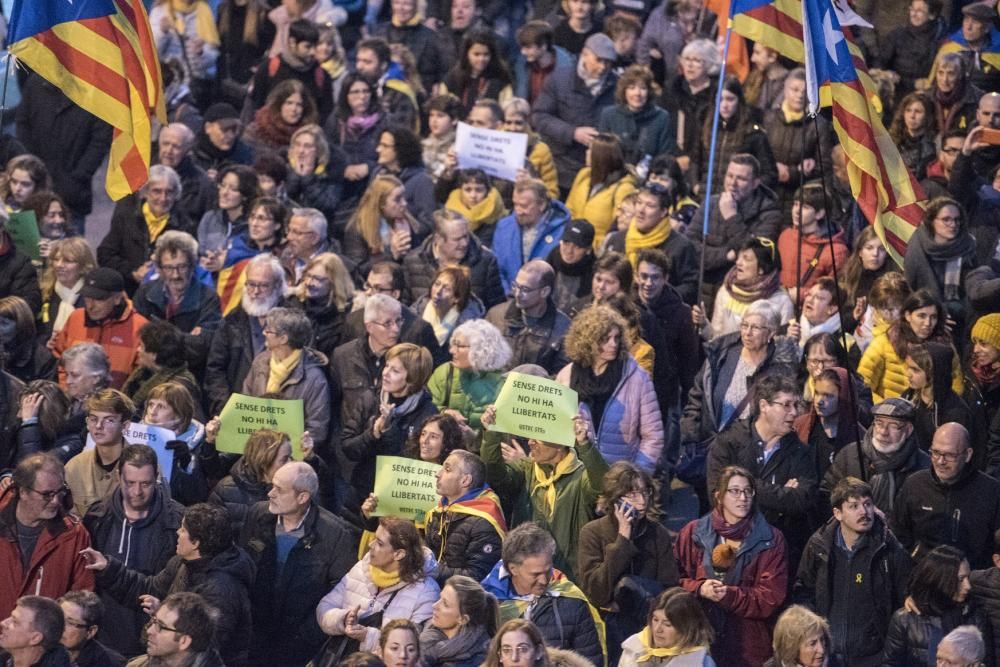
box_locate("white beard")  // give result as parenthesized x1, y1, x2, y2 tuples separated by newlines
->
(242, 292, 280, 317)
(872, 436, 904, 455)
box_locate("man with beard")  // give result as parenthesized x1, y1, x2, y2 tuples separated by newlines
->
(707, 373, 817, 567)
(133, 232, 221, 375)
(794, 477, 911, 667)
(893, 423, 1000, 569)
(822, 398, 928, 515)
(83, 446, 183, 658)
(204, 254, 287, 415)
(156, 124, 215, 224)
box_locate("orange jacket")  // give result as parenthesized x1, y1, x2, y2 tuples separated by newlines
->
(53, 300, 149, 389)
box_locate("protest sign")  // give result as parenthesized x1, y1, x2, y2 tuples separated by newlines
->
(85, 422, 177, 482)
(490, 372, 578, 446)
(216, 393, 304, 458)
(372, 455, 441, 521)
(454, 121, 528, 182)
(5, 210, 40, 261)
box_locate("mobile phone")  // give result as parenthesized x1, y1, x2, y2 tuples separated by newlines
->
(617, 499, 639, 521)
(981, 128, 1000, 145)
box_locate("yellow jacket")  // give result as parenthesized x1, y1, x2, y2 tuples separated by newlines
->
(566, 168, 638, 250)
(528, 140, 560, 200)
(858, 326, 964, 403)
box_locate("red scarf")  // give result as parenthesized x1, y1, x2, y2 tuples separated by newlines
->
(972, 360, 1000, 387)
(710, 508, 752, 541)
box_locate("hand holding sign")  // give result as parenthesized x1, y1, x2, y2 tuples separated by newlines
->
(216, 394, 305, 459)
(489, 372, 579, 446)
(371, 456, 441, 521)
(454, 122, 529, 182)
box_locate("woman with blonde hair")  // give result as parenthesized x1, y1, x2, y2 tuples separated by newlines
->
(619, 588, 715, 667)
(290, 251, 355, 357)
(503, 98, 558, 199)
(245, 79, 319, 152)
(380, 619, 421, 667)
(40, 237, 96, 339)
(481, 619, 552, 667)
(344, 174, 422, 280)
(207, 428, 292, 533)
(418, 575, 498, 667)
(556, 305, 662, 473)
(343, 342, 438, 506)
(565, 134, 638, 249)
(285, 123, 343, 225)
(766, 606, 831, 667)
(412, 266, 485, 350)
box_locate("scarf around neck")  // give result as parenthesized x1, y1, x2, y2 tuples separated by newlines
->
(53, 280, 83, 333)
(445, 188, 507, 231)
(423, 300, 460, 346)
(635, 627, 704, 662)
(266, 349, 302, 393)
(781, 100, 804, 122)
(910, 226, 976, 301)
(972, 359, 1000, 387)
(723, 267, 781, 305)
(169, 0, 220, 46)
(576, 57, 607, 96)
(370, 563, 402, 589)
(624, 217, 671, 268)
(710, 508, 752, 541)
(532, 449, 579, 519)
(142, 202, 170, 243)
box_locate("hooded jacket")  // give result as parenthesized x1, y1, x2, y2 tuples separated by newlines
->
(316, 549, 441, 653)
(98, 545, 256, 667)
(0, 485, 94, 620)
(793, 516, 911, 666)
(905, 342, 973, 452)
(555, 357, 663, 473)
(892, 462, 1000, 569)
(674, 512, 787, 667)
(403, 233, 506, 310)
(242, 347, 331, 445)
(84, 487, 184, 657)
(776, 225, 850, 293)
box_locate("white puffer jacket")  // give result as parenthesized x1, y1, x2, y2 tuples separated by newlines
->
(316, 548, 441, 652)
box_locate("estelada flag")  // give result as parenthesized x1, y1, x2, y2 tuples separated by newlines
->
(8, 0, 165, 200)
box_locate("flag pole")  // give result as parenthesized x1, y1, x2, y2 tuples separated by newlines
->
(696, 24, 733, 311)
(0, 53, 12, 135)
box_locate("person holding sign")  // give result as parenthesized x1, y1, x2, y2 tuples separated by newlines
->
(141, 382, 210, 505)
(480, 401, 608, 580)
(242, 307, 331, 446)
(556, 305, 662, 473)
(342, 343, 438, 508)
(425, 450, 506, 584)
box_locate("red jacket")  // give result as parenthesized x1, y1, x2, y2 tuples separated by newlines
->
(0, 485, 95, 619)
(674, 513, 787, 667)
(53, 299, 149, 389)
(777, 226, 850, 293)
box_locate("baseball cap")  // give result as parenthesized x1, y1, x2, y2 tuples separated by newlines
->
(584, 33, 617, 62)
(80, 268, 125, 299)
(562, 220, 595, 248)
(204, 103, 240, 124)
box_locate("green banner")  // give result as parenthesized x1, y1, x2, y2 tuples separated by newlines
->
(372, 455, 441, 521)
(490, 372, 578, 446)
(5, 210, 40, 261)
(216, 393, 304, 459)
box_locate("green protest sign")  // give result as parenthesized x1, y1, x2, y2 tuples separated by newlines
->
(5, 210, 40, 261)
(372, 456, 441, 521)
(216, 393, 304, 459)
(490, 372, 578, 446)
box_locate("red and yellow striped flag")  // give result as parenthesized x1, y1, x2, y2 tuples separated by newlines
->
(9, 0, 165, 200)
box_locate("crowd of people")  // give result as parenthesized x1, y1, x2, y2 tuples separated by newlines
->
(3, 0, 1000, 665)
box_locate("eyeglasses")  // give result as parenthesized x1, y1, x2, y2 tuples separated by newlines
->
(146, 616, 183, 635)
(511, 282, 540, 294)
(929, 449, 966, 462)
(768, 400, 799, 412)
(806, 356, 837, 368)
(726, 487, 755, 499)
(740, 322, 770, 334)
(159, 263, 191, 275)
(245, 281, 273, 293)
(373, 318, 404, 330)
(364, 282, 396, 294)
(86, 415, 121, 428)
(63, 618, 92, 630)
(501, 645, 535, 658)
(26, 484, 69, 502)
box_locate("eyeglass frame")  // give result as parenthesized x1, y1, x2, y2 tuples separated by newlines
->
(146, 615, 184, 635)
(25, 483, 70, 502)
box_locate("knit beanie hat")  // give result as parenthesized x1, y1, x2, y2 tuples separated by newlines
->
(973, 314, 1000, 350)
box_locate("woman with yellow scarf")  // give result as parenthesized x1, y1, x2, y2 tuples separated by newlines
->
(445, 169, 507, 247)
(150, 0, 220, 104)
(619, 588, 716, 667)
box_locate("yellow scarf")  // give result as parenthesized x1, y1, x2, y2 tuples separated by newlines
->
(370, 564, 402, 589)
(169, 0, 221, 46)
(781, 99, 804, 123)
(445, 188, 507, 232)
(391, 12, 423, 27)
(531, 449, 579, 520)
(266, 349, 301, 393)
(635, 627, 704, 662)
(624, 216, 672, 268)
(287, 156, 327, 175)
(142, 202, 170, 243)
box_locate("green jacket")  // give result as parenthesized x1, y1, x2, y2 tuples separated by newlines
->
(427, 363, 504, 433)
(481, 429, 609, 580)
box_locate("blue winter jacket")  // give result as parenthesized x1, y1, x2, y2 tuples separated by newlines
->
(493, 199, 571, 292)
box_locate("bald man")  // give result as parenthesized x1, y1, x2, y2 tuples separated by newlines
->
(157, 123, 215, 222)
(892, 423, 1000, 568)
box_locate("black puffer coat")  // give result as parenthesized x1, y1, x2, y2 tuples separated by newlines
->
(0, 233, 41, 312)
(240, 500, 359, 667)
(424, 504, 503, 584)
(208, 459, 270, 537)
(881, 603, 993, 666)
(98, 545, 256, 667)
